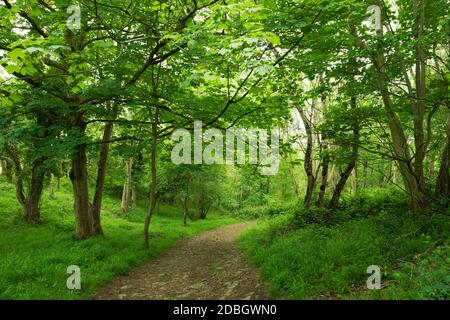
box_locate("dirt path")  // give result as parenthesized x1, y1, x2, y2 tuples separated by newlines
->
(95, 221, 268, 300)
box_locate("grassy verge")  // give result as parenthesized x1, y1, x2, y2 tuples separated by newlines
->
(237, 197, 449, 300)
(0, 178, 238, 299)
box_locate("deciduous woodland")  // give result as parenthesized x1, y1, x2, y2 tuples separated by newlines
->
(0, 0, 448, 300)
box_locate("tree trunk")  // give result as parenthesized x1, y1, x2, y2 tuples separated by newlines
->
(121, 157, 133, 214)
(25, 159, 45, 223)
(412, 0, 426, 191)
(351, 167, 358, 197)
(327, 97, 359, 211)
(377, 67, 427, 214)
(387, 86, 424, 211)
(182, 196, 189, 226)
(3, 147, 26, 209)
(350, 6, 429, 214)
(144, 107, 159, 247)
(436, 115, 450, 196)
(91, 120, 114, 235)
(182, 172, 193, 225)
(121, 180, 128, 212)
(392, 164, 398, 186)
(316, 159, 329, 207)
(327, 164, 356, 211)
(57, 162, 62, 190)
(297, 106, 316, 208)
(316, 96, 329, 207)
(71, 143, 95, 239)
(328, 165, 337, 190)
(131, 187, 137, 208)
(3, 146, 45, 223)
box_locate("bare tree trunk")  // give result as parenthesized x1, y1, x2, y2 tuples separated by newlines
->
(327, 97, 359, 211)
(144, 107, 159, 248)
(182, 172, 193, 225)
(71, 143, 95, 239)
(91, 120, 114, 235)
(316, 162, 328, 207)
(328, 165, 337, 190)
(316, 162, 329, 207)
(131, 187, 137, 208)
(3, 146, 44, 223)
(351, 167, 358, 197)
(121, 157, 133, 214)
(3, 148, 27, 212)
(182, 196, 189, 226)
(297, 106, 316, 208)
(439, 19, 450, 197)
(392, 164, 398, 186)
(121, 180, 127, 211)
(327, 164, 356, 211)
(316, 94, 329, 207)
(436, 115, 450, 196)
(25, 158, 46, 223)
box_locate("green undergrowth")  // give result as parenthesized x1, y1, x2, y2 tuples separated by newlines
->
(0, 177, 238, 299)
(238, 190, 449, 300)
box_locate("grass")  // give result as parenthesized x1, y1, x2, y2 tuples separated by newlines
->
(0, 177, 238, 299)
(237, 197, 449, 300)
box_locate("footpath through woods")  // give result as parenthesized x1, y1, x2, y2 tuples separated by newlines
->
(95, 222, 268, 300)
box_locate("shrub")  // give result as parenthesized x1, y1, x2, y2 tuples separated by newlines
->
(232, 201, 299, 219)
(237, 191, 449, 299)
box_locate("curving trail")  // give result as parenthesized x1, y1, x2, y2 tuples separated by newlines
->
(95, 221, 268, 300)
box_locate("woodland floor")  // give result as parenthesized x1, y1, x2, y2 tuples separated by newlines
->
(94, 221, 268, 300)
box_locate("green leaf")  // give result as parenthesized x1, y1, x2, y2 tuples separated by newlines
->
(8, 48, 26, 62)
(5, 64, 21, 74)
(265, 32, 281, 45)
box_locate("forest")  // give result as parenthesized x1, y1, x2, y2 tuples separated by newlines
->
(0, 0, 448, 301)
